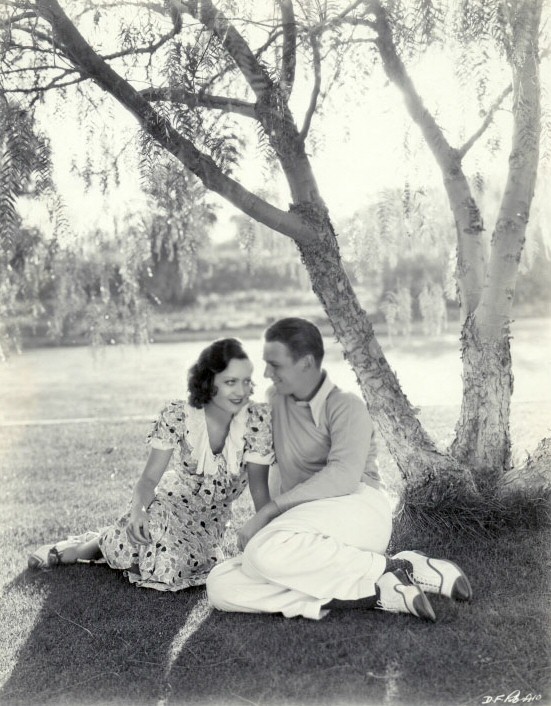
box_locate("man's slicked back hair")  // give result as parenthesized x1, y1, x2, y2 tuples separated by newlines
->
(264, 317, 324, 367)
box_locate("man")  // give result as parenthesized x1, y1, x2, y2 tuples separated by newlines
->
(207, 318, 471, 621)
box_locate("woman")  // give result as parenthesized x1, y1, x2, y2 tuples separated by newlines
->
(28, 338, 273, 591)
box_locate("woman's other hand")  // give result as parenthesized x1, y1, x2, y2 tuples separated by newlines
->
(126, 507, 151, 545)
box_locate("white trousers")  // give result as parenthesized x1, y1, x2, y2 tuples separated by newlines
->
(207, 485, 393, 620)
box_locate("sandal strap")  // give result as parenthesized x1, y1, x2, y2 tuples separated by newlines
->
(47, 546, 63, 567)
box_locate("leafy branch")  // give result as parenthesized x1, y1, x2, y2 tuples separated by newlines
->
(458, 84, 513, 158)
(139, 87, 256, 118)
(299, 32, 321, 142)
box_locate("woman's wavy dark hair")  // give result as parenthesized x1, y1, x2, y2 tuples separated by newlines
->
(187, 338, 249, 408)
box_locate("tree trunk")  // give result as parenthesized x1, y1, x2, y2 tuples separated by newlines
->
(451, 0, 542, 488)
(451, 313, 513, 490)
(291, 203, 477, 504)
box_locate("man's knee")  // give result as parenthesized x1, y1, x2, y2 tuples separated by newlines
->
(206, 561, 239, 611)
(244, 529, 295, 578)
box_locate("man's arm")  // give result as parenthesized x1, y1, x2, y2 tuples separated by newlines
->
(236, 392, 376, 549)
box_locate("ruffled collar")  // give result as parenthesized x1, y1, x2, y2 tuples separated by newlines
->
(184, 403, 248, 477)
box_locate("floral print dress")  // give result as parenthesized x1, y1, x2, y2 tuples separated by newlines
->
(98, 401, 273, 591)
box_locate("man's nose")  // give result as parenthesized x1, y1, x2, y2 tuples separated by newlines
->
(264, 364, 273, 379)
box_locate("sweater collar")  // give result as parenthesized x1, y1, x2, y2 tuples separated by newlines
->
(294, 371, 335, 427)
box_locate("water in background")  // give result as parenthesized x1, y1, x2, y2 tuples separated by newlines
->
(0, 318, 549, 428)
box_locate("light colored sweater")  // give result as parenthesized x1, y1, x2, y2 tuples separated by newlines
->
(270, 373, 380, 513)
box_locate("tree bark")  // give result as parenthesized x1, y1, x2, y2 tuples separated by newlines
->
(451, 0, 542, 487)
(291, 203, 477, 503)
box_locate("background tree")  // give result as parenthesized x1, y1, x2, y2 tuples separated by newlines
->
(1, 0, 548, 516)
(0, 98, 57, 356)
(140, 153, 217, 306)
(352, 0, 546, 490)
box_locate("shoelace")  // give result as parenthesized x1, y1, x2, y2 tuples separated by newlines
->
(407, 569, 440, 591)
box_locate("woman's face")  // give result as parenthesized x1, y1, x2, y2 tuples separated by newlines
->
(209, 357, 254, 414)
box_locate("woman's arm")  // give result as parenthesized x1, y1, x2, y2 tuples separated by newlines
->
(246, 462, 271, 512)
(127, 448, 173, 545)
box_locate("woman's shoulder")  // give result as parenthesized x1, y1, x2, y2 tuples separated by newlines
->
(246, 401, 271, 420)
(156, 400, 191, 428)
(244, 402, 272, 438)
(159, 399, 188, 416)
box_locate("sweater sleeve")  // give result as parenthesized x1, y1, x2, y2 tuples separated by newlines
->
(273, 392, 375, 513)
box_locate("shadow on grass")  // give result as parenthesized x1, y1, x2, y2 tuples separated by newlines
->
(2, 527, 550, 706)
(165, 527, 551, 706)
(0, 564, 205, 706)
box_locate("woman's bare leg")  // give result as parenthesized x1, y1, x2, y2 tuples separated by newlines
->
(60, 537, 102, 563)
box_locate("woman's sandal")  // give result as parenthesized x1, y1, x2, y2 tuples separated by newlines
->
(27, 540, 81, 570)
(28, 531, 105, 570)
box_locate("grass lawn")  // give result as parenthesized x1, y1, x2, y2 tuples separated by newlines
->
(1, 322, 550, 706)
(0, 412, 549, 706)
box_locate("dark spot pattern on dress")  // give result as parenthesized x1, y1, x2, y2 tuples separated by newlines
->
(97, 401, 271, 591)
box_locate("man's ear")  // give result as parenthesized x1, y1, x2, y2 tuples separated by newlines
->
(302, 353, 315, 370)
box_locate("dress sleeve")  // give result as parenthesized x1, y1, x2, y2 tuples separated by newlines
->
(146, 400, 187, 451)
(243, 402, 275, 465)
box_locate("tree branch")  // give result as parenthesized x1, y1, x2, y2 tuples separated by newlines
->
(198, 26, 284, 96)
(1, 61, 88, 96)
(308, 0, 374, 34)
(278, 0, 296, 99)
(8, 7, 179, 67)
(370, 0, 487, 314)
(33, 0, 315, 244)
(100, 21, 182, 62)
(457, 84, 513, 159)
(371, 2, 455, 172)
(171, 0, 275, 98)
(139, 87, 256, 118)
(299, 32, 321, 142)
(8, 22, 60, 48)
(254, 26, 285, 59)
(4, 11, 37, 23)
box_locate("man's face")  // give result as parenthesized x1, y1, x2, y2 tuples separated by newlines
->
(263, 340, 306, 397)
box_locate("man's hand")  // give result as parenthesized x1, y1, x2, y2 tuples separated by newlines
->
(237, 501, 280, 551)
